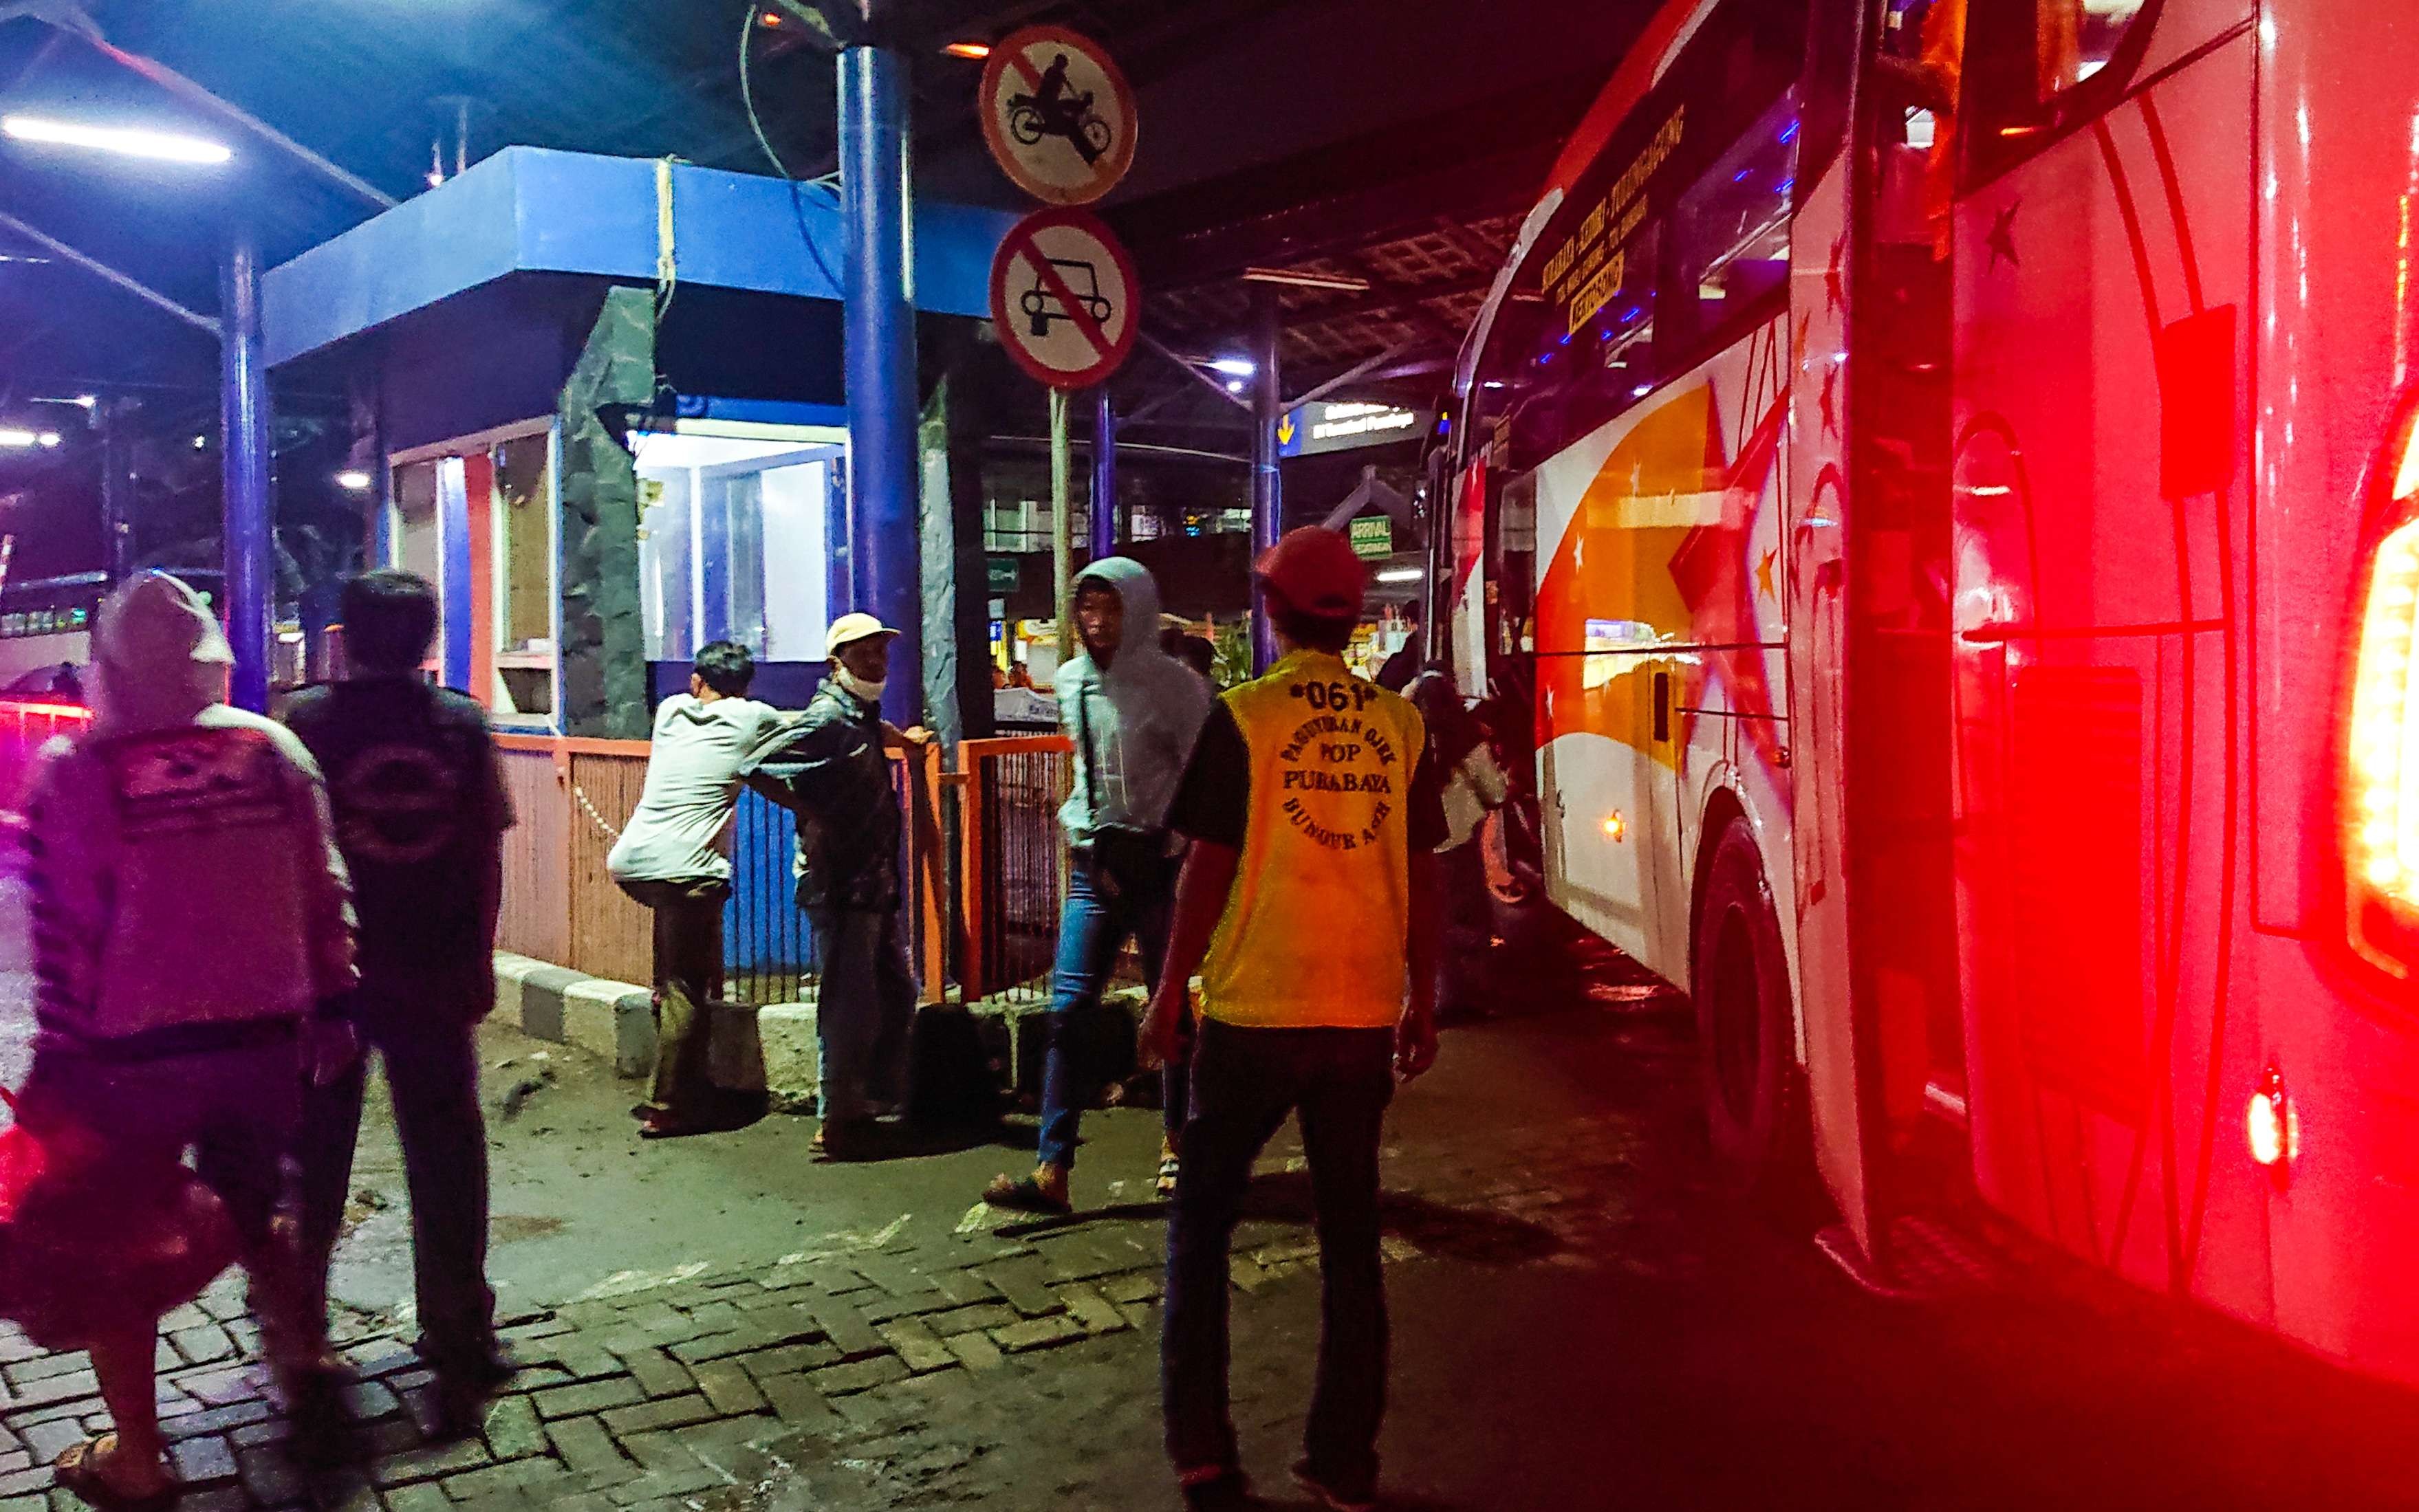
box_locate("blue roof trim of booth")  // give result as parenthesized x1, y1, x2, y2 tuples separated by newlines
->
(671, 396, 851, 430)
(263, 147, 1017, 367)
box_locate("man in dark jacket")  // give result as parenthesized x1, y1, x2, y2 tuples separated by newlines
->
(285, 570, 514, 1426)
(745, 613, 927, 1159)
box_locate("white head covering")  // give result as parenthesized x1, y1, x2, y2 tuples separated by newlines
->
(90, 571, 232, 733)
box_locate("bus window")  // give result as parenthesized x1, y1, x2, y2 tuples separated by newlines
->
(1551, 223, 1662, 455)
(1665, 94, 1797, 360)
(1964, 0, 2156, 179)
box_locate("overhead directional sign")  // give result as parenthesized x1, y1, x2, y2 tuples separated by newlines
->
(990, 206, 1140, 390)
(979, 26, 1138, 206)
(1277, 401, 1438, 458)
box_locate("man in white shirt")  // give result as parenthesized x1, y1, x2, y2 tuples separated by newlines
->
(607, 641, 789, 1138)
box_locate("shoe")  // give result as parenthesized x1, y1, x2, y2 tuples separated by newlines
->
(814, 1118, 884, 1161)
(1158, 1137, 1181, 1201)
(1292, 1459, 1377, 1512)
(1180, 1468, 1258, 1510)
(981, 1169, 1073, 1214)
(638, 1112, 705, 1139)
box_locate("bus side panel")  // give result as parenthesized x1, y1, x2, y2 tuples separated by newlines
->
(1949, 28, 2258, 1308)
(2253, 1, 2419, 1384)
(1785, 152, 1870, 1250)
(1532, 325, 1794, 984)
(1531, 400, 1687, 971)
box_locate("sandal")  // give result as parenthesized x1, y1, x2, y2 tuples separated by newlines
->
(1157, 1141, 1181, 1201)
(981, 1172, 1072, 1215)
(54, 1436, 175, 1511)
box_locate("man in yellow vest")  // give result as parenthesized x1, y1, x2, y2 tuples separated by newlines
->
(1140, 527, 1444, 1512)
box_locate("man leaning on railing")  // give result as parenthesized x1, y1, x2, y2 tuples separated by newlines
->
(741, 613, 933, 1162)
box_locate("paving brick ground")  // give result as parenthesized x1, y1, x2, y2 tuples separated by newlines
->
(0, 1088, 1680, 1512)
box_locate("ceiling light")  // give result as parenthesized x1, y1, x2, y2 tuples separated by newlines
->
(943, 41, 992, 58)
(336, 470, 373, 492)
(1241, 267, 1372, 294)
(72, 395, 96, 409)
(1376, 568, 1423, 583)
(3, 115, 231, 166)
(37, 432, 58, 448)
(1208, 357, 1256, 377)
(1225, 379, 1245, 394)
(0, 430, 36, 448)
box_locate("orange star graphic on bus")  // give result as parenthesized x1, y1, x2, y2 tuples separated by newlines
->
(1534, 379, 1786, 771)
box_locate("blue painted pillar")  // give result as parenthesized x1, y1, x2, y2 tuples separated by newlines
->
(1089, 388, 1117, 561)
(1248, 285, 1283, 672)
(219, 230, 273, 712)
(839, 41, 922, 724)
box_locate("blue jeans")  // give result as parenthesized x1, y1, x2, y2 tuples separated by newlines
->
(808, 908, 917, 1123)
(1163, 1020, 1396, 1491)
(1037, 852, 1178, 1171)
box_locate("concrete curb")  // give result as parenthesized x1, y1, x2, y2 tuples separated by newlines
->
(491, 954, 1151, 1115)
(492, 952, 807, 1104)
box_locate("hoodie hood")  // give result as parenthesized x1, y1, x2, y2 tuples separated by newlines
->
(91, 571, 233, 734)
(1056, 556, 1213, 837)
(1071, 556, 1168, 681)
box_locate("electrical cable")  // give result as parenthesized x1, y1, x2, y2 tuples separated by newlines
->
(737, 1, 846, 299)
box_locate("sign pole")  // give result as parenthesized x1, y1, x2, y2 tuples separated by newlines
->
(1090, 386, 1118, 560)
(1051, 387, 1075, 661)
(1248, 283, 1283, 673)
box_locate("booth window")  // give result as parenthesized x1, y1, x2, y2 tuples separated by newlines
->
(492, 432, 555, 719)
(634, 429, 838, 666)
(385, 423, 561, 724)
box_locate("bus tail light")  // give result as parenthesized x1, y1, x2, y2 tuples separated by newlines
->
(2345, 395, 2419, 975)
(2247, 1064, 2296, 1183)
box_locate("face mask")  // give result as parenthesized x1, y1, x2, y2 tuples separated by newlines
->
(835, 666, 886, 705)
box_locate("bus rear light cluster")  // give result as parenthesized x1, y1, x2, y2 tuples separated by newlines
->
(2345, 396, 2419, 974)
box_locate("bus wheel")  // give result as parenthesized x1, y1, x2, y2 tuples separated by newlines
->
(1691, 820, 1801, 1199)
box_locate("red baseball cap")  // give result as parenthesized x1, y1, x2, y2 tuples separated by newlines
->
(1255, 527, 1367, 621)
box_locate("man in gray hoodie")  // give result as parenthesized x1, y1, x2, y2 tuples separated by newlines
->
(984, 558, 1211, 1213)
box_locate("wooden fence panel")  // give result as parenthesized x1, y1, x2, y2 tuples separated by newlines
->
(495, 744, 570, 967)
(565, 745, 653, 987)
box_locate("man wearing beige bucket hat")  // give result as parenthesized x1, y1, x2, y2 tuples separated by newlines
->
(744, 613, 931, 1159)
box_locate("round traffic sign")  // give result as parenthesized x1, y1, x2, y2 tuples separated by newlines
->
(979, 25, 1138, 206)
(989, 207, 1140, 390)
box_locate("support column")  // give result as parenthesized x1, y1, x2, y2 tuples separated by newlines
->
(839, 39, 922, 725)
(1247, 286, 1283, 672)
(1089, 387, 1117, 561)
(98, 397, 133, 583)
(220, 230, 272, 713)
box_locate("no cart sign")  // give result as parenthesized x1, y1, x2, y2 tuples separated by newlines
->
(979, 26, 1138, 206)
(990, 207, 1140, 390)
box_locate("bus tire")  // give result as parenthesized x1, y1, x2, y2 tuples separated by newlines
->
(1691, 819, 1801, 1200)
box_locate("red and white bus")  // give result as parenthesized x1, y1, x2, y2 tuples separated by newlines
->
(1446, 0, 2419, 1383)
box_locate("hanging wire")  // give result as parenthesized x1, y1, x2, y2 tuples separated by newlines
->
(737, 2, 847, 298)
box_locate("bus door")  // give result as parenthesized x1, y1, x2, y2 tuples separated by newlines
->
(1946, 0, 2253, 1291)
(1788, 0, 1966, 1267)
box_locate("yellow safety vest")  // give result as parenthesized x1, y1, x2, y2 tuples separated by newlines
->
(1198, 651, 1429, 1030)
